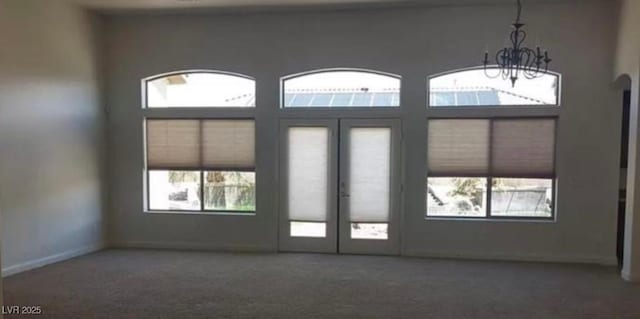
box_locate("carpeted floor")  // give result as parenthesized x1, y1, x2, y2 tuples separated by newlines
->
(3, 249, 639, 319)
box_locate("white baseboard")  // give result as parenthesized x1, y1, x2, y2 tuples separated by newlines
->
(621, 269, 639, 282)
(2, 242, 106, 277)
(403, 249, 619, 266)
(112, 240, 275, 253)
(114, 242, 617, 266)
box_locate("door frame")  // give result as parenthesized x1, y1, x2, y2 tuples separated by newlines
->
(278, 118, 402, 255)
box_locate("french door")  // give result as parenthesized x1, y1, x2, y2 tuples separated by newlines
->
(278, 118, 401, 255)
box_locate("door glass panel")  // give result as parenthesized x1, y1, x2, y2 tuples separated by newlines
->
(349, 128, 391, 223)
(288, 127, 329, 222)
(291, 222, 327, 238)
(351, 223, 388, 240)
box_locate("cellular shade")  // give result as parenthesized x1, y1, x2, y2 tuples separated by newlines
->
(147, 120, 200, 169)
(202, 120, 255, 169)
(349, 128, 391, 222)
(491, 119, 556, 178)
(428, 119, 490, 176)
(288, 127, 329, 222)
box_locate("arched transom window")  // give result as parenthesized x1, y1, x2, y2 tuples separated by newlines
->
(428, 68, 560, 107)
(282, 69, 401, 107)
(144, 71, 255, 108)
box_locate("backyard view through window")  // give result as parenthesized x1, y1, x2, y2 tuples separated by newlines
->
(427, 177, 552, 218)
(491, 178, 552, 217)
(148, 170, 256, 212)
(204, 171, 255, 211)
(427, 177, 487, 217)
(149, 170, 201, 211)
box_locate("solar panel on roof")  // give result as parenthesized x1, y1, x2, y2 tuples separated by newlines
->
(289, 94, 312, 107)
(310, 93, 333, 106)
(456, 92, 478, 106)
(372, 93, 395, 106)
(284, 94, 295, 106)
(330, 93, 353, 106)
(430, 90, 504, 106)
(283, 91, 399, 107)
(431, 92, 455, 106)
(351, 93, 373, 107)
(477, 91, 500, 105)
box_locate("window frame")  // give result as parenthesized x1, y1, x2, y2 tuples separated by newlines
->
(427, 66, 562, 108)
(142, 69, 256, 109)
(425, 116, 558, 221)
(143, 117, 257, 215)
(280, 68, 402, 109)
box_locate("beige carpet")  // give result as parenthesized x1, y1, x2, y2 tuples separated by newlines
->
(3, 249, 639, 319)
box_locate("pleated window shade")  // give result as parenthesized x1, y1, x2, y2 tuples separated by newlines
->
(147, 119, 255, 170)
(147, 120, 200, 169)
(202, 120, 255, 170)
(349, 128, 391, 222)
(428, 118, 555, 178)
(428, 119, 490, 176)
(288, 127, 329, 222)
(491, 119, 555, 178)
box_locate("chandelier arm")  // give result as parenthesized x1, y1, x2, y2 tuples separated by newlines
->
(530, 48, 543, 77)
(523, 48, 537, 76)
(518, 29, 527, 48)
(523, 49, 539, 79)
(495, 49, 506, 68)
(484, 57, 501, 78)
(484, 67, 501, 79)
(521, 50, 531, 76)
(500, 49, 511, 80)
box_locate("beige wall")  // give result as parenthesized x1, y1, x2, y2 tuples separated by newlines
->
(615, 0, 640, 282)
(0, 1, 106, 276)
(105, 0, 622, 265)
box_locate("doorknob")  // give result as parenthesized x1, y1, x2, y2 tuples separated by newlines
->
(341, 191, 350, 198)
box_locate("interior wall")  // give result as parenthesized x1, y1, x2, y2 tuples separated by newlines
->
(105, 0, 621, 264)
(0, 0, 107, 275)
(615, 0, 640, 281)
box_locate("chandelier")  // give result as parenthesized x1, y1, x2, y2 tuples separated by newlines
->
(483, 0, 552, 87)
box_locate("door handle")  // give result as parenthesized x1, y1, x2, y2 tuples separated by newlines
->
(340, 181, 349, 197)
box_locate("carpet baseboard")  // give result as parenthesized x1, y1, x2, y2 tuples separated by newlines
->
(403, 249, 618, 266)
(112, 240, 275, 253)
(2, 242, 106, 277)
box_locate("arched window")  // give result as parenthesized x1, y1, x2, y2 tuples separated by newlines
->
(281, 69, 401, 107)
(144, 70, 255, 107)
(428, 68, 560, 107)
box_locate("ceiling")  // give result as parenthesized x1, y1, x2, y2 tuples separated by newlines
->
(71, 0, 580, 10)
